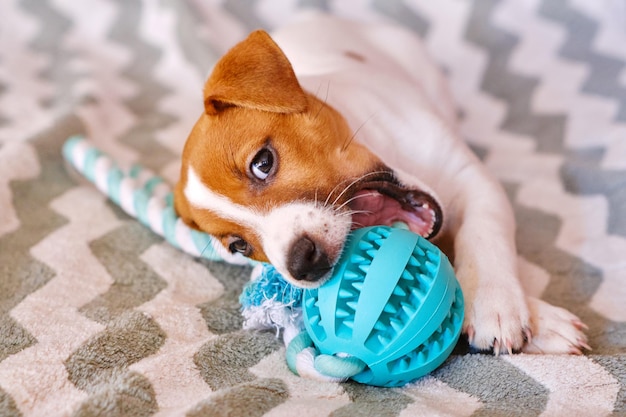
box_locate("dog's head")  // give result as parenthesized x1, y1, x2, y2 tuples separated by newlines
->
(175, 30, 442, 288)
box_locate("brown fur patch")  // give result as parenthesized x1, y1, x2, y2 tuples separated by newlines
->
(175, 31, 381, 262)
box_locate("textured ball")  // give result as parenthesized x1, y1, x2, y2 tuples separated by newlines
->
(302, 225, 464, 387)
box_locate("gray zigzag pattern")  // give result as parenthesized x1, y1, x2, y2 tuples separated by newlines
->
(435, 354, 548, 416)
(223, 0, 268, 31)
(540, 0, 626, 121)
(194, 330, 281, 391)
(196, 261, 253, 335)
(20, 0, 77, 112)
(79, 222, 167, 324)
(332, 383, 414, 417)
(191, 261, 286, 414)
(165, 1, 220, 79)
(65, 311, 166, 416)
(509, 183, 622, 355)
(188, 378, 289, 417)
(467, 0, 567, 154)
(224, 0, 430, 40)
(109, 0, 177, 171)
(562, 149, 626, 238)
(464, 0, 616, 355)
(0, 119, 84, 363)
(373, 0, 429, 38)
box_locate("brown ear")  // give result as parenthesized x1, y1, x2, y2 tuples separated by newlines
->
(204, 30, 308, 115)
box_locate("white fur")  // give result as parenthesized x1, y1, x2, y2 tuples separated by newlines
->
(185, 166, 350, 287)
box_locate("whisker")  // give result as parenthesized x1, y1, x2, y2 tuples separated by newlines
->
(342, 209, 373, 217)
(341, 113, 376, 153)
(324, 176, 358, 208)
(331, 176, 365, 207)
(335, 190, 378, 213)
(330, 170, 389, 208)
(336, 208, 373, 230)
(313, 82, 323, 97)
(313, 80, 331, 120)
(200, 239, 218, 259)
(350, 221, 367, 228)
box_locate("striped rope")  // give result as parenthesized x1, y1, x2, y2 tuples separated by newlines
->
(62, 135, 256, 266)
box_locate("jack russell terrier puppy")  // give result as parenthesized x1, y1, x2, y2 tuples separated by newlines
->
(175, 14, 589, 355)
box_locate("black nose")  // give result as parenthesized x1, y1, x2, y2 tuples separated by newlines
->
(287, 236, 331, 282)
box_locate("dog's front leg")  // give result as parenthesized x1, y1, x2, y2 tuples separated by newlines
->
(447, 165, 531, 354)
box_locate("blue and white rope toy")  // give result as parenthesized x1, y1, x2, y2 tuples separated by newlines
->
(62, 135, 463, 387)
(62, 135, 253, 265)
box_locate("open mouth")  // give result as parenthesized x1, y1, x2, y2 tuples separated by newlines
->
(346, 172, 443, 239)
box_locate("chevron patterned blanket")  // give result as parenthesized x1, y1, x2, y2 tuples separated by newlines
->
(1, 1, 625, 416)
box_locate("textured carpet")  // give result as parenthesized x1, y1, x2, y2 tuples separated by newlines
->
(0, 1, 625, 416)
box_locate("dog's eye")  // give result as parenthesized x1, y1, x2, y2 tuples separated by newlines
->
(250, 148, 274, 181)
(227, 236, 251, 256)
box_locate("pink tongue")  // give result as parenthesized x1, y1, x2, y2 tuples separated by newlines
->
(349, 190, 433, 237)
(350, 191, 398, 227)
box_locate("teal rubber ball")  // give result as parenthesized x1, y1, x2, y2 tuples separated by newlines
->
(302, 225, 464, 387)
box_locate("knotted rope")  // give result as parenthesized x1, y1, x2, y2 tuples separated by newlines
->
(286, 331, 367, 380)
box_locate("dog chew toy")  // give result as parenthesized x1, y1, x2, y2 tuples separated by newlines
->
(62, 135, 255, 266)
(285, 224, 464, 387)
(62, 135, 463, 388)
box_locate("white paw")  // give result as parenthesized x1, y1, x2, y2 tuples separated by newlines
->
(522, 297, 590, 355)
(463, 286, 531, 355)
